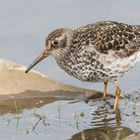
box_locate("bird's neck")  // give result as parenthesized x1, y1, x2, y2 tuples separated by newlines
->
(53, 48, 70, 63)
(54, 48, 76, 73)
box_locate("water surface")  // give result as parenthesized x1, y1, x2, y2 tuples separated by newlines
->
(0, 89, 140, 140)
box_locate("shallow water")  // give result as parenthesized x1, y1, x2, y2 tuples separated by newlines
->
(0, 90, 140, 140)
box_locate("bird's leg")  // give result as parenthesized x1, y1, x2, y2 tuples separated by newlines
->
(114, 85, 121, 109)
(103, 81, 108, 100)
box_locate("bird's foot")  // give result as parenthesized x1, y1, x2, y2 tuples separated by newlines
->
(114, 86, 121, 109)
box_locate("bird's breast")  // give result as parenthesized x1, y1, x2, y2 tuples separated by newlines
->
(54, 49, 138, 82)
(55, 51, 109, 82)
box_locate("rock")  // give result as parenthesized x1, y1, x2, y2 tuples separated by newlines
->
(0, 58, 100, 98)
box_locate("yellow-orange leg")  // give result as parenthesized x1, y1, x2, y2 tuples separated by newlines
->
(103, 81, 108, 100)
(114, 86, 121, 109)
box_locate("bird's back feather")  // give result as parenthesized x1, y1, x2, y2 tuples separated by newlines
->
(73, 21, 140, 58)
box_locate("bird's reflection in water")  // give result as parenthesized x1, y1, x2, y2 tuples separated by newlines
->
(70, 99, 133, 140)
(90, 99, 121, 128)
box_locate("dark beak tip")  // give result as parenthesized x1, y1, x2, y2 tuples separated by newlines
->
(25, 70, 28, 73)
(25, 68, 30, 73)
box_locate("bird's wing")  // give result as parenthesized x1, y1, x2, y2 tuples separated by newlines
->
(73, 21, 140, 58)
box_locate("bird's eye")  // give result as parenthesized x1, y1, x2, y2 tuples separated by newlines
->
(53, 40, 58, 46)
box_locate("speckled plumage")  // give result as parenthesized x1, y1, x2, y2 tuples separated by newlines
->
(25, 21, 140, 109)
(43, 21, 140, 83)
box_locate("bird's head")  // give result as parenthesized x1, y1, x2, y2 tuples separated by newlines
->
(25, 28, 73, 73)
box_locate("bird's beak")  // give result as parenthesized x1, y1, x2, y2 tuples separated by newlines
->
(25, 50, 49, 73)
